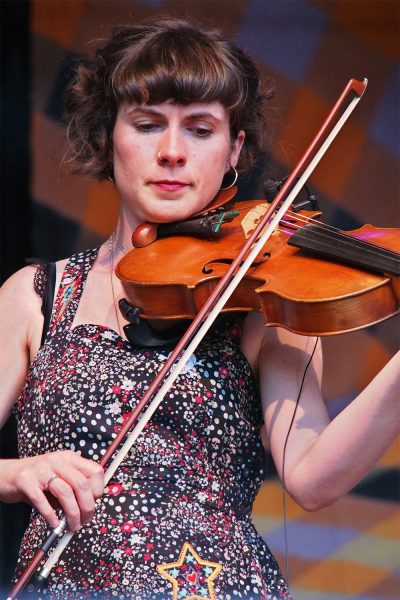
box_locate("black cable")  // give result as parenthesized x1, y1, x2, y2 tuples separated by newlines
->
(263, 176, 319, 211)
(280, 336, 320, 589)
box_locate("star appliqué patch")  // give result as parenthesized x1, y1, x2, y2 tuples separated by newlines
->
(157, 541, 222, 599)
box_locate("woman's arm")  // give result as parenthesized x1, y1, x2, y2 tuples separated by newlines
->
(0, 266, 41, 428)
(258, 317, 399, 511)
(0, 267, 104, 531)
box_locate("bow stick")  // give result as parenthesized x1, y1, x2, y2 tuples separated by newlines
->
(9, 77, 367, 599)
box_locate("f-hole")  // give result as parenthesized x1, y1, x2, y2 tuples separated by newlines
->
(202, 252, 270, 275)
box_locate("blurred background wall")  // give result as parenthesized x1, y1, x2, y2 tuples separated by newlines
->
(1, 0, 399, 598)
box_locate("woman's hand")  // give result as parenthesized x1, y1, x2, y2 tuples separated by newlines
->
(0, 451, 104, 531)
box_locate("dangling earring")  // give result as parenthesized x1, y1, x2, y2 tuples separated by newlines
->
(107, 163, 115, 183)
(220, 166, 238, 190)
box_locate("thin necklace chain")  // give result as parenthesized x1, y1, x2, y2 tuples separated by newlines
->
(114, 234, 126, 255)
(109, 231, 127, 338)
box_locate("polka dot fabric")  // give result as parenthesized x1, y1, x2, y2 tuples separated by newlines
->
(13, 249, 291, 599)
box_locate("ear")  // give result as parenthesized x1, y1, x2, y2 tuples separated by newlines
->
(228, 130, 245, 170)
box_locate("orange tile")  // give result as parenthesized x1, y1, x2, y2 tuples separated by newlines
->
(322, 329, 371, 402)
(83, 181, 120, 237)
(300, 493, 397, 531)
(369, 512, 400, 540)
(32, 0, 85, 47)
(252, 480, 306, 520)
(340, 138, 400, 228)
(309, 119, 365, 200)
(355, 336, 393, 390)
(72, 0, 152, 56)
(293, 559, 388, 594)
(274, 87, 329, 172)
(32, 113, 92, 222)
(378, 438, 400, 469)
(273, 86, 365, 200)
(332, 0, 400, 61)
(272, 552, 315, 582)
(367, 572, 400, 599)
(304, 24, 393, 130)
(257, 63, 297, 150)
(322, 328, 397, 405)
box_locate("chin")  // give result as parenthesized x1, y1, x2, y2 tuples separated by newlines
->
(146, 199, 201, 224)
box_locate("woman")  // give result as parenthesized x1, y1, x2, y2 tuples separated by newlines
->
(0, 17, 398, 599)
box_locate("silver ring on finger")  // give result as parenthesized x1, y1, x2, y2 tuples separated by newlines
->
(45, 474, 59, 491)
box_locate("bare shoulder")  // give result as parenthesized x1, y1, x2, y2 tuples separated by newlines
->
(0, 266, 42, 424)
(0, 259, 69, 425)
(0, 265, 41, 325)
(0, 258, 68, 355)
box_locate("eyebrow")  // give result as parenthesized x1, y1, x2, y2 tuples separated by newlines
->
(125, 106, 222, 122)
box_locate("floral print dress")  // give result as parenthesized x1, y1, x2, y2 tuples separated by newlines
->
(13, 249, 291, 599)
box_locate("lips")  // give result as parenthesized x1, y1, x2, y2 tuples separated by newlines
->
(151, 180, 190, 192)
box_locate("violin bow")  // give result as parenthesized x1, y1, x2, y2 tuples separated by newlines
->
(9, 77, 367, 599)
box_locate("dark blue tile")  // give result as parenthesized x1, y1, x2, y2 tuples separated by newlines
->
(352, 469, 400, 501)
(369, 66, 400, 158)
(32, 201, 80, 260)
(263, 521, 358, 559)
(327, 393, 355, 419)
(329, 206, 362, 230)
(45, 51, 85, 124)
(350, 596, 388, 600)
(137, 0, 165, 7)
(237, 0, 328, 83)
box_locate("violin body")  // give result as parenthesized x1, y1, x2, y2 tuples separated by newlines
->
(115, 199, 400, 336)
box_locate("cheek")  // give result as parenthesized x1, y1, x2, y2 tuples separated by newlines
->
(199, 152, 228, 187)
(114, 141, 146, 175)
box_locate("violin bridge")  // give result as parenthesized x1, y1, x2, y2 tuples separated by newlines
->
(241, 203, 270, 239)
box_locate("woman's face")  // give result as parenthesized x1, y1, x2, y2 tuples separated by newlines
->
(112, 100, 244, 226)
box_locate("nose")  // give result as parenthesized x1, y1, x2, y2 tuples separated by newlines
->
(157, 127, 187, 167)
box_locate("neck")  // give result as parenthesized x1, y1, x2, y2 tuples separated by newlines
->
(112, 206, 143, 256)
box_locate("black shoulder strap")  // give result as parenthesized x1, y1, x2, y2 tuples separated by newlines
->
(41, 262, 56, 347)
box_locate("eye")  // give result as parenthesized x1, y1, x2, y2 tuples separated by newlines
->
(134, 122, 160, 133)
(191, 126, 212, 138)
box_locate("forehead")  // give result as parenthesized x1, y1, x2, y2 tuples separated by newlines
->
(120, 100, 229, 121)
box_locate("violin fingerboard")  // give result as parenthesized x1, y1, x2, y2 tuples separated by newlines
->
(289, 224, 400, 276)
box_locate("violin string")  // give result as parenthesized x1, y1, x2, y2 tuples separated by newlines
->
(258, 204, 399, 262)
(284, 211, 397, 258)
(279, 214, 399, 262)
(275, 210, 398, 260)
(226, 204, 397, 261)
(279, 224, 399, 269)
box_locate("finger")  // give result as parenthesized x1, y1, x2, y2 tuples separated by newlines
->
(26, 486, 60, 529)
(16, 468, 60, 528)
(87, 467, 105, 500)
(60, 452, 105, 498)
(47, 467, 96, 526)
(76, 458, 105, 499)
(47, 476, 82, 532)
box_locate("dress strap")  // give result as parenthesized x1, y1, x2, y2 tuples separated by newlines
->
(48, 248, 99, 335)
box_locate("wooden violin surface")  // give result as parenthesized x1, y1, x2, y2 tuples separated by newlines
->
(116, 201, 400, 336)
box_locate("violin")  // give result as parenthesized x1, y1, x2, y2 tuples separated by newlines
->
(115, 194, 400, 337)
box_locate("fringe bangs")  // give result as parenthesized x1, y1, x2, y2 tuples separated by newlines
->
(109, 32, 246, 118)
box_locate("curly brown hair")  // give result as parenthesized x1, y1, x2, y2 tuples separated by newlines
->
(64, 17, 269, 180)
